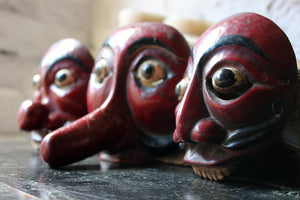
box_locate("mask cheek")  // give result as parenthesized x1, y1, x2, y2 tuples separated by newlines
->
(59, 88, 88, 116)
(204, 86, 281, 131)
(127, 76, 176, 136)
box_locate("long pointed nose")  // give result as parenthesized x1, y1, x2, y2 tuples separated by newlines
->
(40, 92, 136, 167)
(17, 100, 48, 131)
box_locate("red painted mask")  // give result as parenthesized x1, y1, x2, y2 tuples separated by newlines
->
(40, 23, 190, 167)
(17, 38, 94, 145)
(174, 13, 298, 180)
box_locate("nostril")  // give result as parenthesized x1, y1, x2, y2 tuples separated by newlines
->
(173, 129, 182, 143)
(17, 100, 48, 131)
(190, 118, 226, 144)
(173, 125, 193, 143)
(175, 78, 189, 101)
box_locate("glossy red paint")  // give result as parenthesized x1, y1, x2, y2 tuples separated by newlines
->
(174, 13, 297, 175)
(40, 23, 190, 167)
(17, 38, 94, 144)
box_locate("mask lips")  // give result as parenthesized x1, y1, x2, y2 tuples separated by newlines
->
(223, 101, 284, 149)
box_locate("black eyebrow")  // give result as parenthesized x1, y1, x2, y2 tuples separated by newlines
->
(196, 34, 278, 69)
(104, 37, 177, 61)
(45, 54, 91, 77)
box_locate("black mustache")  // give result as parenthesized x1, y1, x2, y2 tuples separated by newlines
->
(223, 102, 284, 149)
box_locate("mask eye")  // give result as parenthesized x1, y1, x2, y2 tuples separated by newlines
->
(175, 78, 189, 101)
(135, 58, 167, 88)
(209, 67, 251, 100)
(94, 58, 111, 83)
(33, 74, 41, 90)
(54, 69, 76, 88)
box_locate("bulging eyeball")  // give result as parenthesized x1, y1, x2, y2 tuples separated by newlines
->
(209, 67, 251, 100)
(94, 58, 111, 83)
(54, 69, 76, 88)
(175, 78, 190, 101)
(134, 58, 166, 88)
(33, 74, 41, 90)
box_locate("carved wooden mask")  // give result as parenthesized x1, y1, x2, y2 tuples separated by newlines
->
(174, 13, 297, 180)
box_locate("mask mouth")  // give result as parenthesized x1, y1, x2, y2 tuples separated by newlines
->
(184, 143, 239, 166)
(30, 129, 50, 143)
(30, 121, 73, 144)
(223, 102, 284, 149)
(137, 130, 178, 156)
(184, 102, 285, 166)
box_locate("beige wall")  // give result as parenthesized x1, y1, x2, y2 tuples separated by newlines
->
(1, 0, 299, 135)
(91, 0, 300, 59)
(0, 0, 92, 134)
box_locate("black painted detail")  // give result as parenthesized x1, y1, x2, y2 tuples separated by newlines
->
(196, 34, 280, 81)
(141, 63, 155, 79)
(214, 68, 236, 88)
(57, 73, 67, 82)
(223, 102, 284, 149)
(104, 37, 176, 61)
(46, 54, 91, 77)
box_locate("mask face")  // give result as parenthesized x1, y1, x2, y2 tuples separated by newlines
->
(174, 13, 298, 180)
(17, 39, 94, 145)
(40, 22, 190, 167)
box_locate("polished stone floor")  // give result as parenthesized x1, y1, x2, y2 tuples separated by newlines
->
(0, 134, 299, 200)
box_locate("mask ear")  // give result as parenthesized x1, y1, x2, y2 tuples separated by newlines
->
(281, 64, 300, 152)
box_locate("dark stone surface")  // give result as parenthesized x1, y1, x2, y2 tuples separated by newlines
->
(0, 134, 299, 200)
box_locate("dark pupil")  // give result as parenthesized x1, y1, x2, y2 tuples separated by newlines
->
(57, 73, 67, 82)
(214, 69, 236, 88)
(95, 66, 101, 76)
(141, 64, 154, 79)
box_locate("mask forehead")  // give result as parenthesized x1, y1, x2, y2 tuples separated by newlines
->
(187, 12, 297, 137)
(190, 13, 297, 101)
(41, 39, 82, 69)
(90, 22, 189, 110)
(105, 22, 189, 61)
(40, 39, 93, 83)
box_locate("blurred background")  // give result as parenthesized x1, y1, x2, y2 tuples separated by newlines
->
(0, 0, 299, 135)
